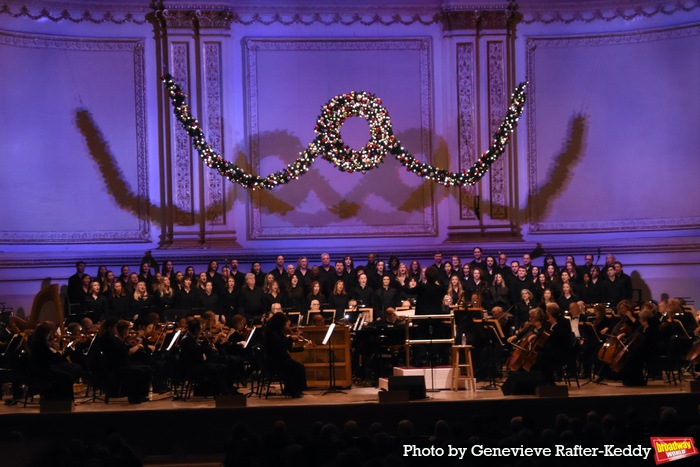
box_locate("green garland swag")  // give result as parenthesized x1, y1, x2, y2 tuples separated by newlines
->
(163, 74, 527, 190)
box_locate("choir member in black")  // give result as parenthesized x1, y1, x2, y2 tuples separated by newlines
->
(100, 270, 115, 296)
(446, 275, 466, 308)
(439, 262, 457, 287)
(408, 260, 422, 283)
(205, 260, 224, 291)
(306, 281, 327, 308)
(130, 281, 154, 320)
(601, 266, 626, 307)
(269, 255, 287, 285)
(509, 266, 532, 305)
(513, 289, 538, 331)
(137, 261, 155, 294)
(155, 276, 175, 321)
(174, 276, 200, 313)
(329, 280, 350, 320)
(532, 273, 548, 303)
(109, 281, 131, 320)
(263, 312, 308, 398)
(459, 264, 472, 289)
(613, 261, 634, 301)
(30, 322, 82, 401)
(544, 264, 560, 296)
(125, 273, 139, 297)
(195, 272, 209, 296)
(587, 266, 605, 304)
(375, 275, 400, 321)
(220, 276, 239, 324)
(228, 259, 246, 292)
(351, 273, 374, 311)
(161, 259, 176, 284)
(483, 256, 498, 285)
(465, 268, 488, 307)
(184, 266, 196, 280)
(263, 280, 285, 314)
(557, 282, 579, 315)
(199, 281, 220, 318)
(70, 274, 92, 317)
(117, 265, 131, 288)
(488, 273, 510, 310)
(83, 280, 108, 322)
(67, 261, 87, 307)
(285, 274, 306, 313)
(178, 319, 239, 396)
(239, 273, 265, 323)
(249, 262, 265, 288)
(99, 319, 152, 404)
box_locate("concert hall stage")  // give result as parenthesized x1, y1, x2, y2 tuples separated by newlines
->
(1, 377, 698, 465)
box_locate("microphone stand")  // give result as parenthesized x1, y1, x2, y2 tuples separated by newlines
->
(426, 317, 439, 394)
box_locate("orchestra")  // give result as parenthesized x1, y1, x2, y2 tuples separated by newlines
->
(1, 251, 699, 407)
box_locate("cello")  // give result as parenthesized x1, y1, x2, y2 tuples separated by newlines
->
(597, 300, 635, 366)
(506, 308, 550, 372)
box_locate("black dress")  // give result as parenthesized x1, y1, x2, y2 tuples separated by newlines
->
(263, 328, 307, 396)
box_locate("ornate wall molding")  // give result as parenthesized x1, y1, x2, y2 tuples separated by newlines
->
(0, 2, 150, 24)
(526, 23, 700, 233)
(245, 38, 436, 238)
(443, 7, 518, 32)
(203, 41, 225, 225)
(0, 30, 150, 244)
(518, 0, 700, 25)
(487, 40, 508, 220)
(456, 42, 478, 220)
(170, 41, 195, 226)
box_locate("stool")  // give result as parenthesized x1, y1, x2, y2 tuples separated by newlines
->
(450, 345, 475, 393)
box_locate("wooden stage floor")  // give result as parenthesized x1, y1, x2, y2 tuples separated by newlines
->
(0, 376, 693, 415)
(1, 376, 698, 466)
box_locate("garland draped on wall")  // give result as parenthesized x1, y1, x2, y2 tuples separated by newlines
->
(163, 74, 527, 190)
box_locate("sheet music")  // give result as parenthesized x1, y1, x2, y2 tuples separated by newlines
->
(243, 327, 256, 348)
(322, 322, 336, 346)
(166, 330, 181, 351)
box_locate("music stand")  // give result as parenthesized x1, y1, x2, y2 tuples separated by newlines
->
(479, 319, 505, 390)
(321, 323, 346, 395)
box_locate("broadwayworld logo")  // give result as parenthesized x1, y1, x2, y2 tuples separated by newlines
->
(650, 437, 699, 464)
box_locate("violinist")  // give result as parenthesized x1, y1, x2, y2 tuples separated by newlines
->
(228, 314, 251, 356)
(98, 319, 152, 404)
(178, 319, 241, 396)
(30, 322, 82, 401)
(263, 312, 307, 398)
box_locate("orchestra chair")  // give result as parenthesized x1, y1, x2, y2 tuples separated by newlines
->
(450, 344, 476, 393)
(248, 344, 285, 399)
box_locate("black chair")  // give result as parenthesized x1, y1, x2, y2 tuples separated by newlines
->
(248, 344, 285, 399)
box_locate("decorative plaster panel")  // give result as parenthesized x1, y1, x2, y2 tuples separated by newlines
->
(203, 41, 225, 225)
(526, 23, 700, 233)
(0, 30, 149, 243)
(487, 40, 507, 220)
(456, 42, 478, 220)
(245, 38, 435, 238)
